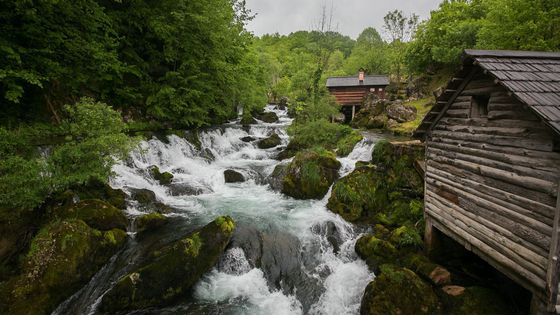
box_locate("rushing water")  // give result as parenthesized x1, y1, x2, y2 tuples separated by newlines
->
(54, 106, 391, 315)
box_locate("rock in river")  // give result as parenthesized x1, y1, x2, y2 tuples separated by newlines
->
(224, 169, 245, 183)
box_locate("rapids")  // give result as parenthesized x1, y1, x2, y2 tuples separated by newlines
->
(53, 106, 390, 315)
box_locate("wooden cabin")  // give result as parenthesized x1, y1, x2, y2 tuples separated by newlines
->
(414, 49, 560, 314)
(326, 70, 389, 122)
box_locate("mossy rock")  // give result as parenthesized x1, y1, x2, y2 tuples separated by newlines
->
(388, 225, 423, 249)
(224, 170, 245, 183)
(71, 178, 127, 209)
(240, 115, 258, 125)
(257, 133, 282, 149)
(55, 199, 128, 231)
(136, 213, 168, 235)
(335, 131, 363, 157)
(130, 188, 172, 214)
(282, 150, 341, 200)
(443, 286, 513, 315)
(5, 220, 126, 315)
(149, 166, 174, 185)
(99, 216, 236, 313)
(360, 264, 441, 315)
(355, 234, 398, 273)
(257, 112, 279, 123)
(327, 166, 387, 222)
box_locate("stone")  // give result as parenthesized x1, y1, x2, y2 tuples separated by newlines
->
(257, 112, 279, 123)
(136, 212, 168, 235)
(201, 148, 215, 161)
(224, 170, 245, 183)
(4, 220, 126, 315)
(167, 183, 209, 197)
(267, 164, 288, 192)
(386, 103, 417, 123)
(355, 234, 398, 273)
(257, 133, 282, 149)
(386, 118, 398, 128)
(149, 166, 174, 185)
(240, 136, 256, 143)
(360, 265, 441, 315)
(240, 115, 258, 125)
(430, 266, 452, 286)
(129, 188, 172, 213)
(281, 150, 341, 200)
(56, 199, 128, 231)
(99, 216, 235, 313)
(443, 285, 466, 297)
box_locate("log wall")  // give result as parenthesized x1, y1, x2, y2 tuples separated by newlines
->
(425, 70, 560, 310)
(328, 86, 386, 106)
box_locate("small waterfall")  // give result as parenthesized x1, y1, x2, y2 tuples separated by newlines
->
(55, 105, 387, 315)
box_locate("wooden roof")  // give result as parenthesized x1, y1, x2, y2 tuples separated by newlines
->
(326, 75, 389, 88)
(414, 49, 560, 139)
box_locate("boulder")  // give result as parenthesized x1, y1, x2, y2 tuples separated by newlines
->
(240, 136, 256, 143)
(257, 133, 282, 149)
(130, 188, 172, 213)
(403, 254, 451, 286)
(149, 166, 174, 185)
(5, 220, 126, 315)
(167, 183, 208, 197)
(240, 115, 258, 125)
(257, 112, 279, 123)
(267, 164, 288, 192)
(224, 170, 245, 183)
(355, 234, 398, 273)
(385, 103, 417, 123)
(56, 199, 128, 231)
(136, 212, 168, 235)
(281, 150, 341, 200)
(360, 265, 441, 315)
(72, 178, 127, 209)
(200, 148, 215, 161)
(99, 216, 235, 313)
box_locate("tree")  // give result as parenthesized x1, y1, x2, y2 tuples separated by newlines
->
(344, 28, 388, 75)
(383, 10, 419, 43)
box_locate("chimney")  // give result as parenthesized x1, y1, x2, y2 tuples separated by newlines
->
(358, 69, 365, 84)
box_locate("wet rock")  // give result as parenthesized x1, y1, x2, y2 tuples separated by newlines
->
(99, 216, 236, 313)
(4, 220, 126, 315)
(386, 102, 417, 123)
(201, 148, 215, 161)
(256, 112, 279, 123)
(240, 136, 256, 143)
(56, 199, 128, 231)
(136, 212, 168, 235)
(355, 234, 398, 273)
(276, 148, 297, 160)
(257, 133, 282, 149)
(240, 115, 258, 125)
(129, 188, 172, 213)
(282, 150, 341, 200)
(228, 225, 263, 268)
(267, 164, 288, 192)
(224, 170, 245, 183)
(360, 265, 441, 315)
(72, 178, 127, 209)
(278, 97, 289, 110)
(311, 221, 342, 254)
(149, 166, 174, 185)
(167, 183, 208, 197)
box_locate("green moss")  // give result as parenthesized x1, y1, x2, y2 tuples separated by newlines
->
(389, 226, 423, 249)
(136, 212, 167, 234)
(215, 216, 236, 234)
(257, 133, 281, 149)
(335, 130, 363, 157)
(182, 233, 202, 257)
(355, 234, 398, 272)
(54, 199, 128, 231)
(361, 264, 441, 315)
(149, 166, 174, 185)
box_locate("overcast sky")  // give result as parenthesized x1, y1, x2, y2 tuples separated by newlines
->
(245, 0, 443, 39)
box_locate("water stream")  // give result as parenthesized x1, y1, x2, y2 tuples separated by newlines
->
(54, 106, 390, 315)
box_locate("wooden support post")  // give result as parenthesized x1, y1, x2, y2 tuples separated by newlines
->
(545, 182, 560, 311)
(424, 216, 442, 259)
(351, 105, 356, 121)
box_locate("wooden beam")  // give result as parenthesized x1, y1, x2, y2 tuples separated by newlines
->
(546, 183, 560, 311)
(428, 67, 478, 137)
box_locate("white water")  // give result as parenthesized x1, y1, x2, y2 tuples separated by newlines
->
(65, 105, 386, 315)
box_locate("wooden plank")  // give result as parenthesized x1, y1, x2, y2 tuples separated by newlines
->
(426, 176, 551, 252)
(546, 184, 560, 310)
(426, 191, 547, 277)
(430, 129, 554, 152)
(426, 156, 557, 208)
(428, 146, 560, 184)
(425, 205, 547, 290)
(438, 117, 551, 131)
(427, 153, 558, 196)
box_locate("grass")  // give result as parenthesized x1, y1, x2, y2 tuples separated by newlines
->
(388, 97, 435, 136)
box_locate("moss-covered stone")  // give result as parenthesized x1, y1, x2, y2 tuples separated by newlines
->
(55, 199, 128, 231)
(360, 264, 441, 315)
(99, 216, 236, 313)
(443, 286, 513, 315)
(130, 188, 172, 214)
(257, 133, 282, 149)
(4, 220, 126, 315)
(136, 212, 168, 234)
(149, 166, 174, 185)
(388, 225, 423, 249)
(71, 178, 127, 209)
(240, 115, 258, 125)
(355, 234, 398, 273)
(257, 112, 279, 123)
(282, 150, 341, 200)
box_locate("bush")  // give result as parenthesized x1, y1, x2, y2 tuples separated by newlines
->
(287, 119, 363, 156)
(0, 98, 137, 209)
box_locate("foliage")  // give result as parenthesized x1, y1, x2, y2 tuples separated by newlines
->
(287, 119, 362, 156)
(0, 99, 136, 209)
(383, 10, 419, 43)
(387, 97, 434, 135)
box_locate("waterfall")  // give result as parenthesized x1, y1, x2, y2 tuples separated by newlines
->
(54, 105, 385, 315)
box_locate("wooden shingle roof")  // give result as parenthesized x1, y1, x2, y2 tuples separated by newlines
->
(326, 75, 389, 88)
(414, 49, 560, 138)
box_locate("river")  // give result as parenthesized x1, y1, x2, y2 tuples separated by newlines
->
(54, 105, 391, 315)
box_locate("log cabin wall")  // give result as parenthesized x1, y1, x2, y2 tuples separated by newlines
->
(328, 86, 386, 106)
(424, 68, 560, 310)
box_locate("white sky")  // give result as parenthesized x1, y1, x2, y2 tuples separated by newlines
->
(245, 0, 443, 39)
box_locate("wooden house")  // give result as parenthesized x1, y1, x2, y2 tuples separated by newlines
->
(326, 70, 389, 122)
(414, 50, 560, 314)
